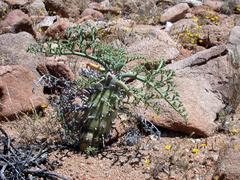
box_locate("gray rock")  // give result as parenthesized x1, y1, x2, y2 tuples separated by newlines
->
(36, 16, 57, 30)
(27, 0, 48, 16)
(0, 32, 46, 74)
(214, 138, 240, 179)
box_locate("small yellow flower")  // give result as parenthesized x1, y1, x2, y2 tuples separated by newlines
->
(40, 104, 48, 109)
(192, 148, 200, 154)
(200, 143, 207, 148)
(164, 145, 172, 150)
(191, 40, 195, 44)
(211, 17, 215, 21)
(144, 159, 151, 167)
(86, 63, 105, 72)
(230, 128, 238, 136)
(198, 39, 203, 43)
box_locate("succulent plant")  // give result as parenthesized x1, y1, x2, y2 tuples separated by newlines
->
(28, 25, 187, 151)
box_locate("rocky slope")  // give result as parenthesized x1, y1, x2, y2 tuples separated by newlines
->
(0, 0, 240, 179)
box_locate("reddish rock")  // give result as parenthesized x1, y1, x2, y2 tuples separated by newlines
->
(160, 3, 190, 23)
(44, 0, 90, 18)
(134, 45, 236, 137)
(37, 62, 75, 80)
(0, 9, 35, 36)
(0, 65, 47, 120)
(126, 25, 179, 63)
(45, 18, 75, 38)
(81, 8, 104, 21)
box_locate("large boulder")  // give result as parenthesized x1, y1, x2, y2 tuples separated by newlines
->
(0, 9, 35, 36)
(0, 65, 47, 120)
(135, 45, 239, 137)
(0, 32, 46, 74)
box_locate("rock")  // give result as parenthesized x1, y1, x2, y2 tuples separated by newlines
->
(126, 25, 179, 62)
(227, 26, 240, 106)
(0, 32, 45, 74)
(27, 0, 48, 16)
(202, 25, 230, 46)
(136, 76, 221, 137)
(203, 0, 224, 11)
(35, 16, 57, 31)
(4, 0, 28, 6)
(37, 62, 75, 81)
(176, 0, 203, 6)
(81, 8, 104, 21)
(160, 3, 190, 23)
(0, 10, 35, 36)
(214, 138, 240, 179)
(112, 0, 157, 15)
(127, 38, 179, 63)
(88, 1, 120, 15)
(228, 26, 240, 49)
(0, 65, 47, 120)
(44, 0, 90, 18)
(0, 1, 8, 18)
(135, 45, 238, 137)
(170, 18, 198, 35)
(45, 18, 75, 38)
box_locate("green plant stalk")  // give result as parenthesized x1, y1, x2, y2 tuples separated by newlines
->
(79, 80, 119, 151)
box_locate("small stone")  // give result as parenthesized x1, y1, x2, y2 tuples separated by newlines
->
(160, 3, 190, 23)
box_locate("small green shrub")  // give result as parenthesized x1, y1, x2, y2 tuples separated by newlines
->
(28, 25, 187, 152)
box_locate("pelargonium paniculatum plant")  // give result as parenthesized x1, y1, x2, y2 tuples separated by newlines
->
(28, 25, 187, 151)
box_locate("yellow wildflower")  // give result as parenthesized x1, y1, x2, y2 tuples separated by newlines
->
(192, 148, 200, 154)
(230, 128, 238, 136)
(200, 143, 207, 148)
(144, 159, 151, 167)
(164, 145, 172, 150)
(40, 104, 48, 109)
